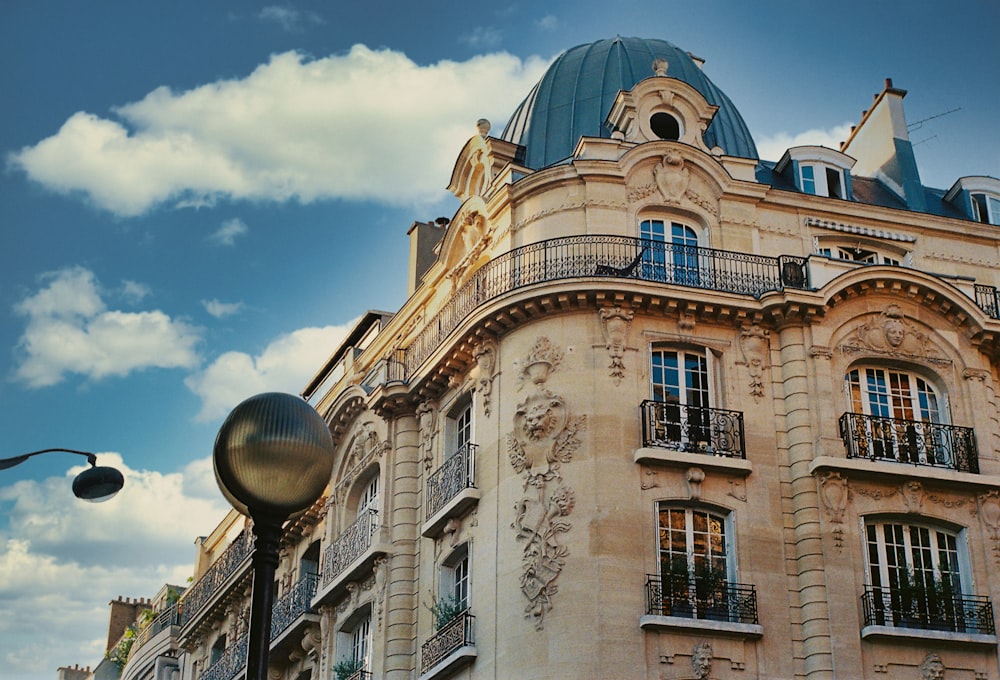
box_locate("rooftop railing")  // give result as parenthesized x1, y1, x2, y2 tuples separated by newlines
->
(180, 529, 254, 627)
(861, 584, 995, 635)
(421, 610, 475, 675)
(839, 412, 979, 473)
(404, 235, 808, 376)
(426, 443, 477, 520)
(641, 400, 746, 458)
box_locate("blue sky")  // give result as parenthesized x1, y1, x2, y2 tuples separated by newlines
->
(1, 1, 997, 677)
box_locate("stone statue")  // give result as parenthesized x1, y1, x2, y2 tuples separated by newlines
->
(919, 653, 945, 680)
(691, 641, 713, 679)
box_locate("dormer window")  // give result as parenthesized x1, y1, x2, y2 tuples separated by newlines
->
(777, 146, 855, 200)
(971, 192, 1000, 225)
(945, 176, 1000, 226)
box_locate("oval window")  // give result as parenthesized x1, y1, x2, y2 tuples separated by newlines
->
(650, 112, 680, 140)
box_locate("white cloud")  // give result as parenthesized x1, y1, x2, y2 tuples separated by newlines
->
(121, 279, 151, 303)
(460, 26, 503, 49)
(209, 217, 248, 246)
(0, 453, 230, 678)
(258, 6, 324, 32)
(13, 267, 201, 388)
(201, 298, 245, 318)
(537, 15, 558, 30)
(8, 46, 549, 216)
(185, 321, 356, 421)
(755, 123, 855, 163)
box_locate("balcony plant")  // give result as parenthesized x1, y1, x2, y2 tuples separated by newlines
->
(693, 559, 729, 620)
(332, 657, 364, 680)
(661, 555, 694, 617)
(426, 593, 465, 630)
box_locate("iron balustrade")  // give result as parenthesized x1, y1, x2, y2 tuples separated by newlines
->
(641, 399, 746, 458)
(975, 283, 1000, 319)
(426, 443, 477, 520)
(344, 671, 374, 680)
(645, 574, 758, 624)
(839, 412, 979, 473)
(861, 584, 995, 634)
(200, 631, 248, 680)
(403, 236, 808, 376)
(321, 510, 380, 587)
(421, 610, 475, 674)
(126, 603, 182, 662)
(270, 573, 319, 642)
(180, 529, 254, 626)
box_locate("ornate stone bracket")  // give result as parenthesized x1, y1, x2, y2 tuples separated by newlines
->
(473, 338, 498, 417)
(506, 336, 586, 629)
(818, 471, 850, 550)
(738, 324, 770, 401)
(979, 490, 1000, 565)
(599, 306, 634, 385)
(417, 401, 438, 470)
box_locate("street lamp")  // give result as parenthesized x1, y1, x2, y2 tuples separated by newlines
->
(0, 448, 125, 502)
(213, 392, 336, 680)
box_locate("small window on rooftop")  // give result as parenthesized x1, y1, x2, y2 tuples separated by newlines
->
(826, 167, 844, 199)
(800, 165, 816, 195)
(650, 113, 680, 141)
(972, 192, 1000, 225)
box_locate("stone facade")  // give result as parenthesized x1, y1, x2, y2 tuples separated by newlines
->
(123, 37, 1000, 680)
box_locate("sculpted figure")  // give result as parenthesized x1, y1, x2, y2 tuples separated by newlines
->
(919, 653, 945, 680)
(691, 641, 712, 679)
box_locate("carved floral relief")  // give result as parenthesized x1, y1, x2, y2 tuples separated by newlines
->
(506, 336, 586, 629)
(599, 306, 634, 385)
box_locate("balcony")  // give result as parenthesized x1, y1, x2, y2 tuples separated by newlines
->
(642, 573, 762, 637)
(403, 235, 809, 376)
(861, 585, 996, 642)
(315, 510, 388, 605)
(640, 400, 746, 458)
(423, 443, 480, 537)
(839, 412, 979, 473)
(180, 529, 254, 630)
(420, 610, 476, 679)
(200, 631, 248, 680)
(271, 573, 319, 648)
(975, 283, 1000, 319)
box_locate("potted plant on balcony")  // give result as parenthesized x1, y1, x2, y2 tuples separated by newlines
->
(661, 556, 694, 618)
(333, 657, 364, 680)
(427, 593, 466, 631)
(926, 574, 961, 632)
(693, 559, 729, 621)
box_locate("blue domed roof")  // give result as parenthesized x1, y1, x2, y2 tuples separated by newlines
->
(501, 37, 758, 169)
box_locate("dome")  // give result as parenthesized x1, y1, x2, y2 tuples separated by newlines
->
(501, 37, 758, 169)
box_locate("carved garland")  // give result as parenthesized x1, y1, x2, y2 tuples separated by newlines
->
(506, 337, 586, 629)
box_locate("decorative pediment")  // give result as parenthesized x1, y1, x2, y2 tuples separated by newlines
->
(447, 121, 523, 202)
(839, 304, 950, 366)
(439, 198, 494, 287)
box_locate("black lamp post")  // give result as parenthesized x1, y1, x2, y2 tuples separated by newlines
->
(213, 392, 336, 680)
(0, 448, 125, 502)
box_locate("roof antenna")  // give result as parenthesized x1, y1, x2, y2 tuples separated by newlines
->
(907, 107, 961, 132)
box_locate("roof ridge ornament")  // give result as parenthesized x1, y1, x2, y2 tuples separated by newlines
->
(652, 58, 668, 76)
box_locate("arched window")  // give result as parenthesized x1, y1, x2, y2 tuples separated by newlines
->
(357, 474, 379, 518)
(654, 504, 735, 620)
(863, 519, 973, 632)
(843, 367, 956, 467)
(640, 219, 700, 285)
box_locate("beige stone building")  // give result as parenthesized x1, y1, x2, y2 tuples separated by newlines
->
(125, 36, 1000, 680)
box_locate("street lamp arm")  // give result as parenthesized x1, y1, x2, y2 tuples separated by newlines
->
(0, 448, 99, 470)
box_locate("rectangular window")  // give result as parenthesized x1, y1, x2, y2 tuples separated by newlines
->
(826, 167, 844, 198)
(972, 192, 1000, 225)
(352, 616, 371, 669)
(800, 165, 816, 194)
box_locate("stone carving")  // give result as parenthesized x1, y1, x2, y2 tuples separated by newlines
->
(473, 339, 498, 416)
(727, 479, 747, 502)
(902, 481, 924, 513)
(640, 467, 660, 490)
(963, 368, 991, 382)
(654, 151, 690, 203)
(840, 305, 949, 366)
(447, 210, 493, 285)
(373, 557, 388, 631)
(919, 653, 945, 680)
(507, 336, 586, 629)
(417, 401, 437, 470)
(691, 641, 713, 680)
(818, 471, 850, 549)
(476, 118, 491, 137)
(599, 306, 634, 385)
(652, 58, 668, 76)
(686, 467, 705, 501)
(738, 324, 770, 401)
(978, 490, 1000, 564)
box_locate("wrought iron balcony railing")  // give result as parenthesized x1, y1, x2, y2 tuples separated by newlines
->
(641, 399, 746, 458)
(839, 412, 979, 473)
(344, 671, 373, 680)
(421, 609, 475, 674)
(975, 283, 1000, 319)
(180, 529, 254, 627)
(645, 574, 758, 624)
(321, 510, 380, 587)
(861, 585, 995, 635)
(126, 603, 182, 662)
(271, 573, 319, 642)
(426, 443, 477, 520)
(200, 631, 248, 680)
(403, 235, 808, 376)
